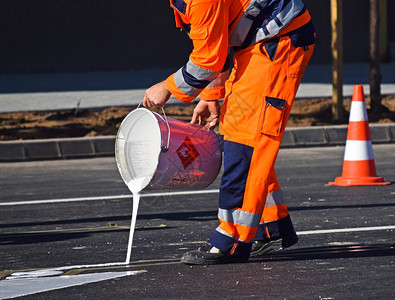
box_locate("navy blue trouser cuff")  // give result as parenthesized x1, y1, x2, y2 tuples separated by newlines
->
(254, 214, 296, 240)
(208, 230, 252, 259)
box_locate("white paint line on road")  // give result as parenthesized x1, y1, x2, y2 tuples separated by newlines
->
(0, 270, 145, 300)
(1, 225, 394, 299)
(297, 225, 395, 235)
(0, 189, 220, 206)
(0, 195, 132, 206)
(167, 225, 395, 246)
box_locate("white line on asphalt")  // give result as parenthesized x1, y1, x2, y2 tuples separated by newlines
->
(164, 226, 395, 246)
(1, 270, 145, 300)
(297, 225, 395, 235)
(0, 189, 220, 206)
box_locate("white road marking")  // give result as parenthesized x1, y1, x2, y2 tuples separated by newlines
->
(0, 270, 144, 300)
(1, 182, 393, 299)
(0, 189, 220, 206)
(0, 225, 394, 299)
(297, 225, 395, 235)
(167, 225, 395, 246)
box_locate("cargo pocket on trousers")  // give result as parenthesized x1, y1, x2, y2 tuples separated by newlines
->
(260, 97, 286, 136)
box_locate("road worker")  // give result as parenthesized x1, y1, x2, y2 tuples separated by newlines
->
(143, 0, 315, 264)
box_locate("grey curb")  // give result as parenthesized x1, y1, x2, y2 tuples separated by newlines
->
(0, 136, 115, 162)
(281, 124, 395, 147)
(0, 124, 394, 162)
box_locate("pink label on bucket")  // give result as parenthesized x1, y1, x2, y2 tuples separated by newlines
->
(176, 137, 200, 169)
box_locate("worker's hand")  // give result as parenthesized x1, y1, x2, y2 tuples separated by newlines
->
(191, 100, 220, 130)
(143, 81, 171, 108)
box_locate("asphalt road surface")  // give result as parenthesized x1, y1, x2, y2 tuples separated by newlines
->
(1, 144, 394, 299)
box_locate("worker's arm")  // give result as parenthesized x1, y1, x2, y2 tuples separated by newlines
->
(166, 0, 229, 103)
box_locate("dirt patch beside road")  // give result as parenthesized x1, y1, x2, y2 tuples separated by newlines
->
(0, 96, 394, 141)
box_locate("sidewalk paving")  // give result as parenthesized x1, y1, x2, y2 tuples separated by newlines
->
(0, 63, 394, 162)
(1, 63, 395, 113)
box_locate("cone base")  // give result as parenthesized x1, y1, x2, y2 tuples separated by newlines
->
(329, 176, 391, 186)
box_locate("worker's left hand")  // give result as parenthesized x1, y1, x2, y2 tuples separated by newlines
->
(191, 100, 220, 130)
(143, 81, 171, 108)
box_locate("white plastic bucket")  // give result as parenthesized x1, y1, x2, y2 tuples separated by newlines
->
(115, 108, 222, 191)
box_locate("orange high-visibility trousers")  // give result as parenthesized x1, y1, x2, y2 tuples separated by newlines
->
(208, 24, 315, 258)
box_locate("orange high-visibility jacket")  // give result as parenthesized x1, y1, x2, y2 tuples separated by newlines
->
(166, 0, 311, 103)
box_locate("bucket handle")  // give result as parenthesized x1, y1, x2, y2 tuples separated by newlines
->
(160, 107, 171, 152)
(137, 102, 170, 153)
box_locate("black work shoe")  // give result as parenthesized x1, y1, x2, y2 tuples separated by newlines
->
(250, 232, 298, 257)
(181, 243, 249, 265)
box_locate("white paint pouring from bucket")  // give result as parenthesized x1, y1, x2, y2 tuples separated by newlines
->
(115, 108, 222, 263)
(125, 178, 150, 264)
(116, 109, 162, 263)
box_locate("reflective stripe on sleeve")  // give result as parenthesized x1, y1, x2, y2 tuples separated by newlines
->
(173, 59, 220, 97)
(205, 70, 229, 89)
(204, 55, 230, 89)
(253, 0, 305, 43)
(230, 0, 305, 47)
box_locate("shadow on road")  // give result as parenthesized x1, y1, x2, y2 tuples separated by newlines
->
(0, 210, 219, 230)
(0, 225, 170, 245)
(252, 243, 395, 262)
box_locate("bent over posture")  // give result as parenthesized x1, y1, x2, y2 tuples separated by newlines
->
(143, 0, 315, 264)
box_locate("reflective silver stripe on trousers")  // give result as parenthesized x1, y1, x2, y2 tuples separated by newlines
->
(229, 0, 304, 47)
(265, 189, 285, 208)
(173, 59, 220, 97)
(214, 226, 250, 243)
(218, 208, 261, 227)
(259, 190, 286, 225)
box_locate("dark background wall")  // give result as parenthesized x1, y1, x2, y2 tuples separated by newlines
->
(0, 0, 393, 74)
(0, 0, 192, 73)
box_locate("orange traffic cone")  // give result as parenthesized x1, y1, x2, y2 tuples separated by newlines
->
(329, 85, 390, 186)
